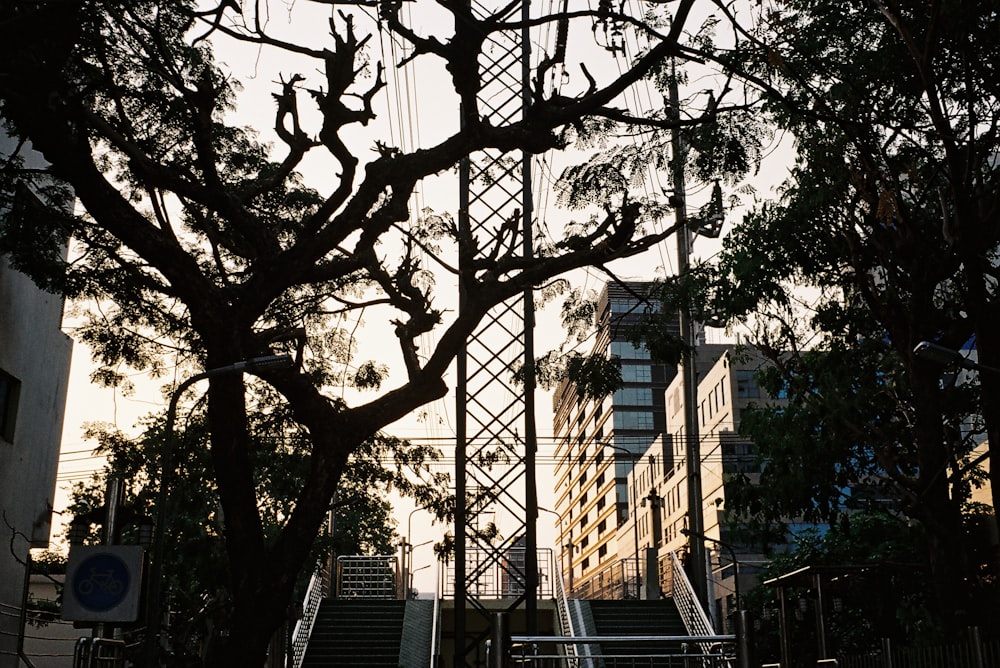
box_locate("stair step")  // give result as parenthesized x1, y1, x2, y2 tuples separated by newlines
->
(301, 599, 408, 668)
(588, 599, 692, 666)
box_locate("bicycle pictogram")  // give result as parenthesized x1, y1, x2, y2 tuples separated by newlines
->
(72, 553, 131, 612)
(76, 567, 125, 597)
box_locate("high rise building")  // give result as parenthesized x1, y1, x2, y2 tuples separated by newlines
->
(552, 281, 679, 596)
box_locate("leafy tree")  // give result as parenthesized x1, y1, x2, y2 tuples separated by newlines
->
(68, 403, 441, 664)
(667, 0, 1000, 634)
(0, 1, 752, 663)
(745, 512, 947, 663)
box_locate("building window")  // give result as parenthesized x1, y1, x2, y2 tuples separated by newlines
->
(598, 544, 608, 558)
(580, 535, 589, 549)
(581, 557, 590, 570)
(580, 514, 588, 531)
(597, 519, 607, 534)
(596, 472, 605, 488)
(613, 387, 653, 406)
(0, 370, 20, 443)
(613, 411, 655, 430)
(597, 496, 606, 511)
(622, 364, 652, 383)
(736, 370, 760, 399)
(610, 341, 651, 360)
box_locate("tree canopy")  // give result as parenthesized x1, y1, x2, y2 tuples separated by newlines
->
(0, 1, 759, 664)
(67, 401, 435, 663)
(674, 0, 1000, 635)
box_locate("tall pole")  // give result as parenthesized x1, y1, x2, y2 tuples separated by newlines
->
(455, 149, 469, 668)
(630, 466, 640, 598)
(520, 0, 538, 636)
(669, 60, 709, 610)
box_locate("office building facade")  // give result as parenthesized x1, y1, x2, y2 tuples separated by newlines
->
(552, 281, 678, 596)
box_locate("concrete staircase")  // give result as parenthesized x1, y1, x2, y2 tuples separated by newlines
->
(588, 599, 689, 666)
(301, 599, 407, 667)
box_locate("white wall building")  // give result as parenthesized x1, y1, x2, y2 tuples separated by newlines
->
(0, 135, 73, 666)
(619, 346, 780, 629)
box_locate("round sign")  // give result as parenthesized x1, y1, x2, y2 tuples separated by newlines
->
(72, 552, 130, 612)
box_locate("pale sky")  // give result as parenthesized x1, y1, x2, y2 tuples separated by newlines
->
(49, 2, 788, 593)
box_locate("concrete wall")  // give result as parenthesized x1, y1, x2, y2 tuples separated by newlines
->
(0, 134, 73, 666)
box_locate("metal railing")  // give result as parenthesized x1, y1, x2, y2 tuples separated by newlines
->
(429, 559, 442, 668)
(73, 637, 125, 667)
(336, 555, 398, 599)
(569, 558, 639, 601)
(290, 569, 325, 668)
(553, 568, 582, 665)
(837, 631, 1000, 668)
(509, 634, 736, 667)
(442, 548, 554, 599)
(664, 551, 734, 666)
(665, 552, 715, 640)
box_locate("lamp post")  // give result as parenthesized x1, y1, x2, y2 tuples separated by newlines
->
(597, 442, 642, 599)
(402, 504, 436, 598)
(913, 341, 1000, 375)
(681, 527, 741, 611)
(144, 354, 293, 665)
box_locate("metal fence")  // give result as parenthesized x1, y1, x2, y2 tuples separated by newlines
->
(837, 633, 1000, 668)
(508, 635, 736, 668)
(290, 569, 325, 668)
(442, 548, 555, 599)
(569, 558, 640, 601)
(336, 555, 398, 599)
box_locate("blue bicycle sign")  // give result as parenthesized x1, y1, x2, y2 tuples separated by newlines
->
(62, 545, 144, 622)
(72, 553, 130, 612)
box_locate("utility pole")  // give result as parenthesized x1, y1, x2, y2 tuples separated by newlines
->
(669, 59, 709, 611)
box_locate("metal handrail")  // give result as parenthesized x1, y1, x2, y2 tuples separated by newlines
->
(552, 562, 580, 663)
(73, 637, 126, 668)
(337, 554, 398, 598)
(567, 557, 638, 600)
(291, 570, 324, 668)
(429, 561, 442, 667)
(442, 547, 554, 598)
(510, 634, 736, 668)
(512, 635, 735, 644)
(668, 552, 715, 633)
(668, 551, 728, 664)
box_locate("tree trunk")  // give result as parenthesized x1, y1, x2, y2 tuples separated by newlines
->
(214, 596, 287, 668)
(911, 366, 974, 629)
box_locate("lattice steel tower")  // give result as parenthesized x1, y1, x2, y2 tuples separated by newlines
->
(454, 1, 538, 665)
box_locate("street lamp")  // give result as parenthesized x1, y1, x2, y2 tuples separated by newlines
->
(681, 527, 741, 611)
(144, 354, 293, 665)
(913, 341, 1000, 375)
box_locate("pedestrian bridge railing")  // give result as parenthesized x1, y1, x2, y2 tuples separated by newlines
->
(506, 634, 737, 667)
(290, 569, 325, 668)
(336, 555, 399, 599)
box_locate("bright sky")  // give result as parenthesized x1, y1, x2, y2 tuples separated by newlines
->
(50, 1, 791, 593)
